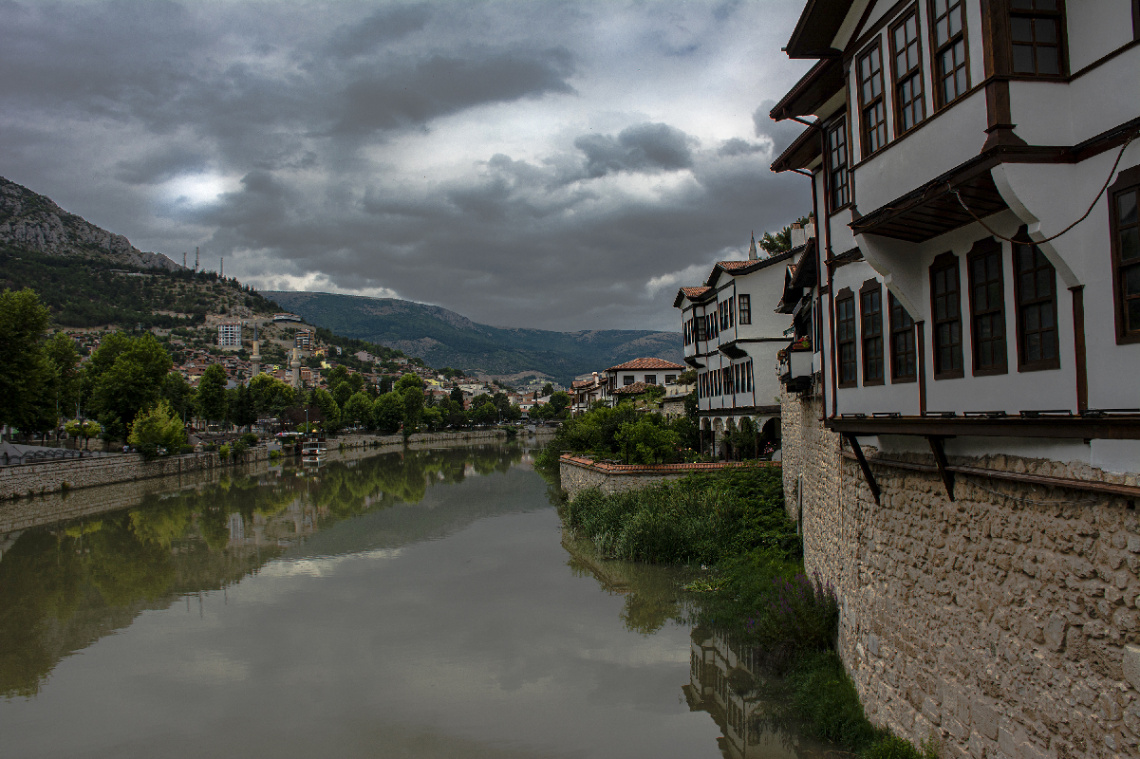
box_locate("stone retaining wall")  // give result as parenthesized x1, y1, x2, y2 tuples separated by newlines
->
(559, 455, 779, 500)
(780, 386, 1140, 759)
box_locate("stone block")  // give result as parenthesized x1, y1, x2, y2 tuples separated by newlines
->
(973, 701, 999, 741)
(1043, 616, 1067, 652)
(1123, 645, 1140, 691)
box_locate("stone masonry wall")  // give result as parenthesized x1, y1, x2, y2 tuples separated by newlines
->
(559, 455, 779, 501)
(780, 387, 1140, 759)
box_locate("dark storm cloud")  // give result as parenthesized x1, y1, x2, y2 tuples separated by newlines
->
(334, 49, 577, 135)
(574, 123, 695, 178)
(0, 0, 812, 331)
(324, 4, 434, 58)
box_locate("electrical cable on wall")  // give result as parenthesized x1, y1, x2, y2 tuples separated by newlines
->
(950, 127, 1140, 245)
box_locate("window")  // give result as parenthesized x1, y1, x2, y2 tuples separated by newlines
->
(665, 374, 677, 384)
(891, 9, 926, 134)
(645, 374, 657, 385)
(930, 253, 964, 378)
(1111, 167, 1140, 343)
(860, 281, 885, 385)
(888, 292, 917, 382)
(747, 361, 754, 392)
(967, 239, 1008, 375)
(623, 375, 635, 386)
(1010, 0, 1064, 76)
(1012, 232, 1059, 370)
(720, 301, 729, 332)
(857, 42, 888, 156)
(738, 294, 752, 325)
(827, 119, 850, 208)
(695, 316, 707, 342)
(836, 289, 857, 387)
(930, 0, 969, 108)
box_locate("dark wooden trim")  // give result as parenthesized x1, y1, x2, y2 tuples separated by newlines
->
(859, 278, 886, 386)
(829, 415, 1140, 440)
(836, 287, 858, 388)
(917, 321, 928, 415)
(930, 251, 965, 379)
(839, 450, 1140, 498)
(1134, 0, 1140, 42)
(847, 0, 911, 56)
(855, 37, 888, 160)
(887, 4, 926, 138)
(1071, 286, 1088, 413)
(887, 291, 918, 384)
(927, 436, 956, 501)
(966, 237, 1009, 376)
(927, 0, 973, 113)
(1110, 164, 1140, 345)
(1012, 227, 1062, 372)
(843, 434, 881, 504)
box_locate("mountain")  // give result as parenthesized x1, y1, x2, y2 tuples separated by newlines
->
(0, 176, 182, 271)
(265, 290, 682, 384)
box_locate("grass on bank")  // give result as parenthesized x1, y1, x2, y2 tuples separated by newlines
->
(561, 467, 937, 759)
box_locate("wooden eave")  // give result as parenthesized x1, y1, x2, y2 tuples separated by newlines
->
(770, 58, 845, 121)
(771, 126, 822, 174)
(828, 415, 1140, 440)
(784, 0, 853, 59)
(851, 117, 1140, 243)
(718, 341, 749, 359)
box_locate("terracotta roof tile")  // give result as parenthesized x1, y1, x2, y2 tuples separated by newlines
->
(680, 286, 711, 298)
(605, 357, 686, 372)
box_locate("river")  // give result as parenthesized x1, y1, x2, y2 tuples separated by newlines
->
(0, 444, 823, 759)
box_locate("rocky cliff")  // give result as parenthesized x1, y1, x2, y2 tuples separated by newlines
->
(0, 176, 182, 271)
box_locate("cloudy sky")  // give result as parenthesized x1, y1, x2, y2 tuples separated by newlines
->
(2, 0, 812, 332)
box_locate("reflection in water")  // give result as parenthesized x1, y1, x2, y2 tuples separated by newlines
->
(0, 445, 523, 698)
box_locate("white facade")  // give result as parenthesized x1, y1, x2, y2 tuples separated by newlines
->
(676, 247, 801, 451)
(771, 0, 1140, 468)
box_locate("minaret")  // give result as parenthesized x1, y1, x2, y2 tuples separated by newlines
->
(250, 324, 262, 378)
(291, 347, 302, 389)
(748, 231, 758, 261)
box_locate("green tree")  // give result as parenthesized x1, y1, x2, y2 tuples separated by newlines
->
(542, 383, 554, 397)
(196, 364, 228, 427)
(342, 391, 373, 429)
(449, 386, 464, 405)
(88, 333, 173, 439)
(228, 383, 257, 431)
(548, 391, 571, 418)
(397, 374, 425, 431)
(128, 400, 188, 458)
(310, 388, 341, 432)
(614, 418, 680, 465)
(0, 289, 54, 435)
(248, 374, 295, 421)
(44, 332, 81, 419)
(372, 392, 403, 433)
(471, 401, 498, 426)
(161, 372, 194, 424)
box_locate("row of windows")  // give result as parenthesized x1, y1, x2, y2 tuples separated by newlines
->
(621, 374, 677, 386)
(835, 234, 1060, 388)
(697, 361, 755, 399)
(683, 294, 753, 346)
(829, 1, 1068, 209)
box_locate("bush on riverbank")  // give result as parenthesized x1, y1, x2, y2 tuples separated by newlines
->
(563, 467, 938, 759)
(536, 403, 700, 470)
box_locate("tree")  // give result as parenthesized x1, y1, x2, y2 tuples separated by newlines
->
(88, 333, 173, 439)
(548, 391, 571, 418)
(342, 391, 373, 429)
(128, 400, 187, 458)
(449, 386, 464, 405)
(44, 332, 81, 419)
(471, 400, 498, 426)
(161, 372, 194, 424)
(228, 383, 257, 431)
(759, 215, 812, 255)
(372, 392, 403, 433)
(0, 289, 54, 436)
(396, 373, 424, 431)
(196, 364, 228, 427)
(542, 383, 554, 397)
(310, 388, 341, 432)
(614, 418, 680, 465)
(248, 374, 295, 422)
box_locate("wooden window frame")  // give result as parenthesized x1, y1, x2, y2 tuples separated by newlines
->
(738, 293, 751, 325)
(857, 39, 889, 158)
(1134, 0, 1140, 41)
(1111, 165, 1140, 344)
(890, 6, 927, 136)
(860, 279, 886, 386)
(1009, 0, 1068, 78)
(888, 292, 917, 383)
(1012, 229, 1061, 371)
(836, 288, 858, 388)
(928, 0, 971, 111)
(827, 117, 851, 209)
(966, 238, 1009, 376)
(930, 252, 965, 379)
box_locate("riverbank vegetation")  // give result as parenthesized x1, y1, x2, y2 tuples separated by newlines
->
(561, 468, 937, 759)
(535, 402, 700, 468)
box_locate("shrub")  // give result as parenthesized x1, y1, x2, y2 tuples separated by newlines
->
(127, 400, 187, 459)
(240, 432, 258, 447)
(218, 444, 230, 460)
(744, 572, 838, 655)
(231, 440, 248, 460)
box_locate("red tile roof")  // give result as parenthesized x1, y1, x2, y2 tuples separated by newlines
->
(606, 357, 686, 372)
(716, 259, 756, 270)
(680, 286, 711, 299)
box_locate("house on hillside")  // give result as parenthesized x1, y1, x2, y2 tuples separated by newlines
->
(675, 230, 810, 455)
(769, 1, 1140, 755)
(603, 358, 684, 398)
(570, 373, 606, 416)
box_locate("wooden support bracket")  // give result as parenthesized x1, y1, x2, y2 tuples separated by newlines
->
(843, 433, 881, 505)
(927, 435, 956, 501)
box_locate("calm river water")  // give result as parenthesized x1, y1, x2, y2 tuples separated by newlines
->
(1, 444, 822, 759)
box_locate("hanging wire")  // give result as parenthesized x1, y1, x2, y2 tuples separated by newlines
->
(949, 127, 1140, 245)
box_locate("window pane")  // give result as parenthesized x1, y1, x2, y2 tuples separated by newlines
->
(1035, 18, 1057, 43)
(1122, 227, 1140, 262)
(1126, 266, 1140, 296)
(1037, 47, 1060, 75)
(1129, 299, 1140, 332)
(1119, 190, 1138, 225)
(1012, 17, 1034, 41)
